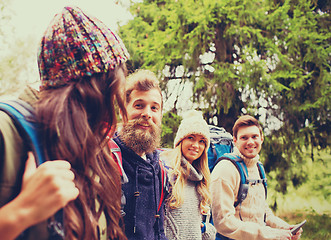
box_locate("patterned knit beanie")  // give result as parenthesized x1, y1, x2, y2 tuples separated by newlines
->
(38, 6, 129, 89)
(174, 110, 210, 149)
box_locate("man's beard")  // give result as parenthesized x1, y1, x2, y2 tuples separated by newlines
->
(119, 118, 161, 155)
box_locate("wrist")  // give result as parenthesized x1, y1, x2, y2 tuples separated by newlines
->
(0, 198, 30, 240)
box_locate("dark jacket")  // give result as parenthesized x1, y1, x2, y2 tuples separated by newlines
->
(113, 137, 168, 240)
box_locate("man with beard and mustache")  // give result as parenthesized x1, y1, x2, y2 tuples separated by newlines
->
(112, 69, 168, 240)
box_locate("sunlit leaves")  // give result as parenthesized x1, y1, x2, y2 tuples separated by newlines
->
(119, 0, 330, 196)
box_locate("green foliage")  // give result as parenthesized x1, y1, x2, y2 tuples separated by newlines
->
(302, 213, 331, 240)
(0, 0, 12, 38)
(267, 147, 331, 211)
(0, 38, 37, 96)
(120, 0, 330, 192)
(161, 111, 182, 148)
(301, 148, 331, 200)
(0, 0, 38, 96)
(280, 212, 331, 240)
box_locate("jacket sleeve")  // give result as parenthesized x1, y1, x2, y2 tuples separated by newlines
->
(0, 111, 26, 206)
(265, 203, 290, 229)
(210, 161, 290, 240)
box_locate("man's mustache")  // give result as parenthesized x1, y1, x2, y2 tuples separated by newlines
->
(127, 118, 158, 128)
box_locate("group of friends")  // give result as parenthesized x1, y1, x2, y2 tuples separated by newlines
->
(0, 6, 303, 240)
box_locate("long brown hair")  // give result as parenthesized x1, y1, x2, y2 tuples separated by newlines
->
(35, 64, 127, 240)
(161, 142, 211, 214)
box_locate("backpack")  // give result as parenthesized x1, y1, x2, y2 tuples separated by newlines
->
(0, 99, 64, 239)
(207, 125, 234, 171)
(214, 153, 268, 209)
(0, 100, 45, 165)
(213, 153, 268, 240)
(207, 125, 267, 206)
(108, 139, 128, 183)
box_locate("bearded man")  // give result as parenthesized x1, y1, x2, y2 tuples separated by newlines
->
(112, 69, 168, 240)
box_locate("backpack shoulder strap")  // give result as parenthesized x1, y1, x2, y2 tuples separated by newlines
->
(210, 142, 218, 162)
(0, 100, 45, 166)
(109, 139, 122, 173)
(215, 154, 249, 207)
(108, 138, 129, 184)
(157, 158, 167, 213)
(215, 154, 248, 178)
(257, 161, 268, 199)
(155, 149, 169, 214)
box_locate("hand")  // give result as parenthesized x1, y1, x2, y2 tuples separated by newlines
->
(277, 229, 292, 240)
(20, 152, 79, 224)
(0, 152, 79, 240)
(291, 227, 303, 240)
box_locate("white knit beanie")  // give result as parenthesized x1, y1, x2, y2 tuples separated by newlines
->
(174, 110, 210, 149)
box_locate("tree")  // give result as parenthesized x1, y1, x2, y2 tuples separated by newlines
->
(161, 111, 182, 148)
(0, 0, 38, 96)
(120, 0, 330, 198)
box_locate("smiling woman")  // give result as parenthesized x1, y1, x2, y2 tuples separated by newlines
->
(181, 134, 207, 164)
(160, 110, 217, 240)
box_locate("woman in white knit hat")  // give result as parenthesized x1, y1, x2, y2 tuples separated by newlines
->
(161, 110, 216, 240)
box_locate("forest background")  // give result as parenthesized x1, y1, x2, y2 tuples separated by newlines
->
(0, 0, 330, 239)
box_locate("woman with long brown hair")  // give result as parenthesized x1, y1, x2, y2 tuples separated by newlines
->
(0, 6, 129, 240)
